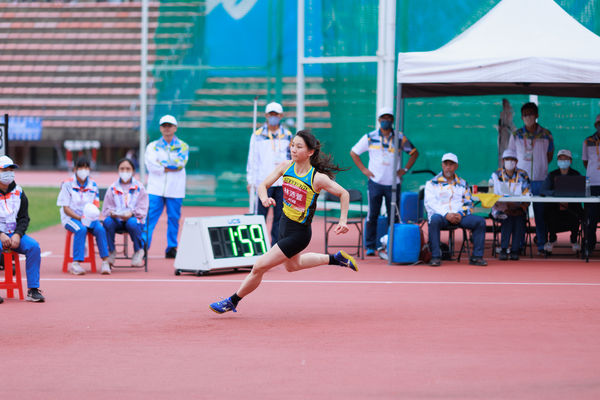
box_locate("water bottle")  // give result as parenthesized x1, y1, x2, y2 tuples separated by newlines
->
(586, 177, 591, 197)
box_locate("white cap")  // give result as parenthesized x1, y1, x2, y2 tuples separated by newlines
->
(0, 155, 19, 169)
(377, 107, 394, 118)
(265, 102, 283, 114)
(557, 149, 572, 159)
(502, 149, 517, 159)
(159, 115, 178, 126)
(441, 152, 458, 164)
(81, 203, 100, 227)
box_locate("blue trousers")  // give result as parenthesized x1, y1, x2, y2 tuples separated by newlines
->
(500, 215, 525, 252)
(103, 216, 145, 252)
(428, 214, 486, 258)
(256, 186, 283, 245)
(64, 219, 109, 261)
(9, 233, 41, 289)
(147, 194, 182, 251)
(531, 181, 546, 250)
(366, 180, 399, 250)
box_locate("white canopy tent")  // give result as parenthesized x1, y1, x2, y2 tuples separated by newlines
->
(396, 0, 600, 98)
(389, 0, 600, 263)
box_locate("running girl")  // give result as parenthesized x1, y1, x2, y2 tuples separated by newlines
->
(210, 130, 358, 314)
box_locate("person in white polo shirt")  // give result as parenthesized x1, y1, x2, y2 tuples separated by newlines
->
(246, 102, 292, 245)
(582, 113, 600, 253)
(507, 102, 554, 254)
(145, 114, 189, 259)
(350, 107, 419, 256)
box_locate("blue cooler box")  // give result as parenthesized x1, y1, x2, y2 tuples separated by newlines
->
(388, 223, 420, 264)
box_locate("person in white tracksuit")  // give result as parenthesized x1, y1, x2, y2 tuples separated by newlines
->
(246, 102, 292, 245)
(145, 115, 189, 258)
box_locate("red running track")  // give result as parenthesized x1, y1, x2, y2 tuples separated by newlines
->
(2, 206, 600, 399)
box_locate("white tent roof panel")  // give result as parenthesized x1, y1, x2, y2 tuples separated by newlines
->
(397, 0, 600, 98)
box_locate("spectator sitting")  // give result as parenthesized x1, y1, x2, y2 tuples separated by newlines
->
(57, 157, 111, 275)
(0, 155, 45, 303)
(541, 149, 583, 253)
(490, 149, 531, 261)
(102, 158, 149, 267)
(424, 153, 487, 267)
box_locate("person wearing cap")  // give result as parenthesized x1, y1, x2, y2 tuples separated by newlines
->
(582, 113, 600, 253)
(102, 158, 149, 267)
(540, 149, 583, 254)
(350, 107, 419, 256)
(507, 102, 554, 254)
(246, 102, 292, 245)
(57, 157, 111, 275)
(490, 149, 531, 260)
(0, 155, 45, 303)
(424, 153, 487, 267)
(145, 114, 189, 258)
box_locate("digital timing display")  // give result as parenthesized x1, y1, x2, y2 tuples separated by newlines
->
(208, 224, 268, 259)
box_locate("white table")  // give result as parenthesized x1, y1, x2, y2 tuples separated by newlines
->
(492, 195, 600, 261)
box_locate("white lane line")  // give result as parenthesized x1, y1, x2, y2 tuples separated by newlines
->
(38, 278, 600, 286)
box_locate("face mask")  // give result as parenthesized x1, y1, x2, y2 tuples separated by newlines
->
(557, 160, 571, 170)
(504, 160, 517, 171)
(76, 169, 90, 181)
(380, 120, 393, 130)
(119, 171, 133, 183)
(0, 171, 15, 185)
(267, 116, 281, 126)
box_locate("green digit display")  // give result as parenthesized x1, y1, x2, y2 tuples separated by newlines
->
(237, 225, 254, 257)
(250, 224, 267, 254)
(227, 227, 238, 257)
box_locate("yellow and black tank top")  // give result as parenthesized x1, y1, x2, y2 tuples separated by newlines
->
(282, 162, 320, 225)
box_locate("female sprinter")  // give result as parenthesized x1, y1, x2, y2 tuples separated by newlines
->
(210, 130, 358, 314)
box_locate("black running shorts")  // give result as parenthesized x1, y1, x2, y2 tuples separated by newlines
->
(276, 215, 312, 258)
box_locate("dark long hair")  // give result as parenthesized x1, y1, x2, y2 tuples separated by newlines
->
(295, 130, 347, 179)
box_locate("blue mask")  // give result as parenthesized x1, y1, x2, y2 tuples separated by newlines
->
(380, 120, 393, 130)
(557, 160, 571, 170)
(267, 116, 281, 126)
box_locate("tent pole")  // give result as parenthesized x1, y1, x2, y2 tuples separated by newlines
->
(296, 0, 305, 130)
(389, 84, 404, 265)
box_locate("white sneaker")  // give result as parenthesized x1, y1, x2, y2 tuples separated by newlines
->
(572, 243, 581, 252)
(68, 261, 85, 275)
(131, 249, 145, 267)
(107, 250, 117, 266)
(543, 242, 554, 252)
(100, 261, 111, 275)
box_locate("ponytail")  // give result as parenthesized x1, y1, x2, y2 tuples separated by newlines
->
(295, 130, 347, 179)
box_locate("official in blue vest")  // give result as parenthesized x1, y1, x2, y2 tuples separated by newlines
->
(0, 155, 45, 303)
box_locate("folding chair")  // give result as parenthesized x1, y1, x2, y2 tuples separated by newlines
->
(490, 214, 534, 258)
(440, 224, 471, 262)
(111, 223, 149, 272)
(324, 189, 365, 259)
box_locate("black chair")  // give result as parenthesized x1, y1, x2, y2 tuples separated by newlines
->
(324, 189, 365, 259)
(441, 224, 470, 262)
(490, 214, 534, 258)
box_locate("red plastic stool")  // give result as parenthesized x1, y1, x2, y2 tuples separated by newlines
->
(0, 251, 24, 300)
(62, 230, 97, 273)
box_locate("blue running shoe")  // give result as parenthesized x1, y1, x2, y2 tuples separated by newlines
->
(365, 248, 375, 256)
(209, 297, 237, 314)
(334, 251, 358, 271)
